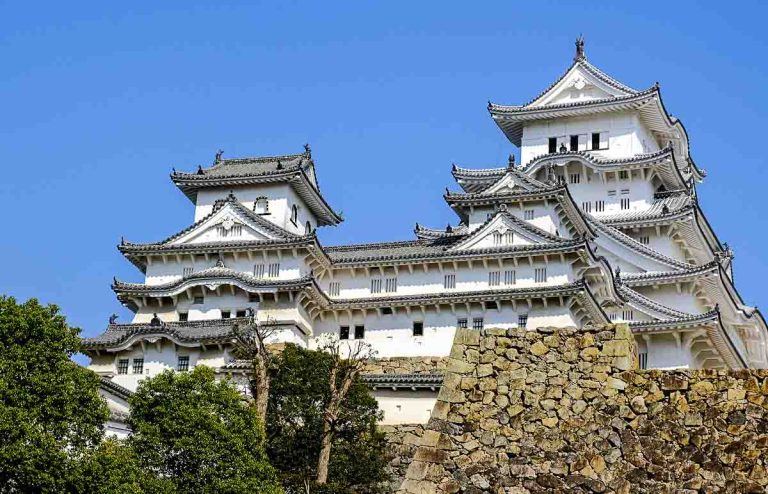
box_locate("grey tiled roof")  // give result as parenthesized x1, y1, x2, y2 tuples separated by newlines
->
(172, 152, 308, 182)
(361, 373, 444, 389)
(99, 377, 134, 400)
(620, 261, 718, 287)
(599, 193, 693, 227)
(489, 85, 657, 115)
(629, 309, 720, 332)
(82, 317, 250, 349)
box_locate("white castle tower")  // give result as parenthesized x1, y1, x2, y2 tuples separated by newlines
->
(85, 39, 768, 429)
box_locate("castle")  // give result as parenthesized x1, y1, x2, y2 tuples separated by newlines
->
(84, 39, 768, 434)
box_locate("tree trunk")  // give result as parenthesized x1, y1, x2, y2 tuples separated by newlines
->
(316, 419, 333, 484)
(251, 356, 270, 426)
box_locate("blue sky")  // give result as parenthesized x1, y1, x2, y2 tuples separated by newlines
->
(2, 1, 767, 340)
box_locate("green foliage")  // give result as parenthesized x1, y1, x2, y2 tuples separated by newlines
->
(0, 296, 110, 492)
(128, 366, 283, 494)
(267, 344, 389, 493)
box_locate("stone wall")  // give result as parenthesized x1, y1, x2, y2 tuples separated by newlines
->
(382, 424, 428, 491)
(397, 325, 768, 493)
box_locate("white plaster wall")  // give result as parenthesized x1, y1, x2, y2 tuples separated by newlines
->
(520, 112, 661, 165)
(645, 332, 692, 369)
(194, 184, 316, 235)
(374, 390, 437, 425)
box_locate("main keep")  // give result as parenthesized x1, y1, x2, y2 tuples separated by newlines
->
(84, 39, 768, 429)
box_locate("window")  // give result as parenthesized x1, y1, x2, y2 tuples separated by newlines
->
(117, 359, 129, 375)
(291, 205, 298, 225)
(457, 318, 468, 329)
(178, 312, 188, 322)
(385, 277, 398, 293)
(132, 358, 144, 375)
(485, 301, 497, 310)
(370, 279, 382, 294)
(620, 198, 630, 210)
(329, 282, 340, 296)
(591, 132, 608, 150)
(569, 173, 580, 184)
(620, 189, 630, 195)
(534, 267, 547, 283)
(489, 271, 501, 287)
(504, 232, 514, 245)
(248, 293, 259, 302)
(594, 201, 605, 212)
(236, 310, 247, 318)
(268, 263, 280, 278)
(183, 267, 193, 277)
(619, 170, 629, 180)
(221, 310, 231, 319)
(413, 321, 424, 337)
(548, 137, 557, 154)
(305, 221, 312, 235)
(382, 307, 393, 315)
(472, 318, 484, 331)
(607, 190, 617, 197)
(504, 270, 516, 285)
(177, 356, 189, 372)
(622, 310, 634, 321)
(444, 274, 456, 289)
(339, 326, 350, 340)
(253, 264, 265, 278)
(254, 197, 269, 214)
(493, 232, 503, 246)
(524, 209, 534, 220)
(193, 296, 204, 305)
(582, 202, 592, 213)
(638, 235, 650, 245)
(570, 135, 579, 151)
(638, 352, 649, 369)
(217, 224, 242, 237)
(354, 325, 365, 339)
(518, 315, 528, 329)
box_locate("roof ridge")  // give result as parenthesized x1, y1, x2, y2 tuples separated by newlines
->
(489, 85, 658, 114)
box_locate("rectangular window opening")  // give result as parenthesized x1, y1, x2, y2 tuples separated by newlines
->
(117, 359, 129, 375)
(177, 356, 189, 372)
(132, 358, 144, 375)
(444, 274, 456, 289)
(413, 321, 424, 337)
(354, 325, 365, 339)
(489, 271, 501, 287)
(472, 318, 484, 331)
(570, 135, 579, 152)
(518, 315, 528, 329)
(548, 137, 557, 154)
(457, 318, 468, 329)
(339, 326, 350, 340)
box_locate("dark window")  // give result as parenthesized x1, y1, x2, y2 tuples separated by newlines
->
(339, 326, 350, 340)
(291, 205, 298, 224)
(354, 325, 365, 339)
(457, 318, 468, 329)
(518, 315, 528, 328)
(591, 132, 601, 150)
(177, 356, 189, 372)
(382, 307, 393, 315)
(132, 358, 144, 375)
(472, 318, 484, 331)
(570, 135, 579, 151)
(117, 359, 129, 375)
(178, 312, 188, 322)
(548, 137, 557, 154)
(221, 310, 231, 319)
(484, 301, 497, 310)
(305, 221, 312, 235)
(236, 310, 246, 318)
(193, 296, 204, 305)
(248, 293, 259, 302)
(413, 321, 424, 337)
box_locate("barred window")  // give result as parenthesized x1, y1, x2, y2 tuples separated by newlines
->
(444, 274, 456, 289)
(524, 209, 535, 220)
(178, 312, 188, 322)
(339, 326, 350, 340)
(489, 271, 501, 286)
(413, 321, 424, 337)
(594, 201, 605, 212)
(254, 197, 269, 214)
(607, 189, 617, 197)
(183, 267, 193, 277)
(472, 318, 484, 331)
(354, 325, 365, 339)
(582, 202, 592, 213)
(620, 188, 630, 195)
(638, 352, 649, 369)
(370, 279, 382, 294)
(217, 224, 242, 237)
(457, 318, 468, 329)
(518, 315, 528, 328)
(638, 235, 650, 245)
(117, 359, 129, 375)
(621, 198, 630, 210)
(177, 356, 189, 372)
(329, 282, 340, 296)
(504, 270, 516, 285)
(534, 267, 547, 283)
(569, 173, 580, 184)
(619, 170, 629, 180)
(268, 263, 280, 278)
(493, 232, 503, 246)
(221, 310, 231, 319)
(504, 232, 514, 244)
(253, 264, 265, 278)
(385, 277, 398, 293)
(622, 310, 634, 321)
(132, 358, 144, 375)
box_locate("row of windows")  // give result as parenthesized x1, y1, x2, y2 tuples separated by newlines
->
(492, 231, 514, 246)
(117, 356, 189, 374)
(581, 197, 631, 213)
(178, 309, 248, 321)
(609, 310, 634, 321)
(253, 263, 281, 278)
(548, 132, 608, 154)
(338, 315, 530, 339)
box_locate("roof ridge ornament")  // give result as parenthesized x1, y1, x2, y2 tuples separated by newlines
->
(304, 143, 312, 159)
(574, 34, 586, 62)
(508, 154, 515, 168)
(214, 149, 224, 164)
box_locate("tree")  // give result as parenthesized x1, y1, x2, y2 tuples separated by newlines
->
(127, 366, 283, 494)
(0, 296, 110, 492)
(231, 308, 278, 425)
(267, 344, 388, 493)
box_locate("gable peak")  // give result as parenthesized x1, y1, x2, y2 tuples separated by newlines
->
(574, 34, 586, 62)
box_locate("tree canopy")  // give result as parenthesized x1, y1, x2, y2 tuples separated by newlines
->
(128, 366, 283, 494)
(0, 296, 110, 492)
(267, 344, 389, 493)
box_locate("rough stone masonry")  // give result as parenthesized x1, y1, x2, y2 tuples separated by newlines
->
(395, 325, 768, 493)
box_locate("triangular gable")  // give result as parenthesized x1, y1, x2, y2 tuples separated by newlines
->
(481, 170, 545, 195)
(528, 61, 635, 108)
(449, 212, 562, 251)
(168, 201, 296, 246)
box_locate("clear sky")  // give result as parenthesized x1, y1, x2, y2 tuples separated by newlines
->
(2, 1, 767, 341)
